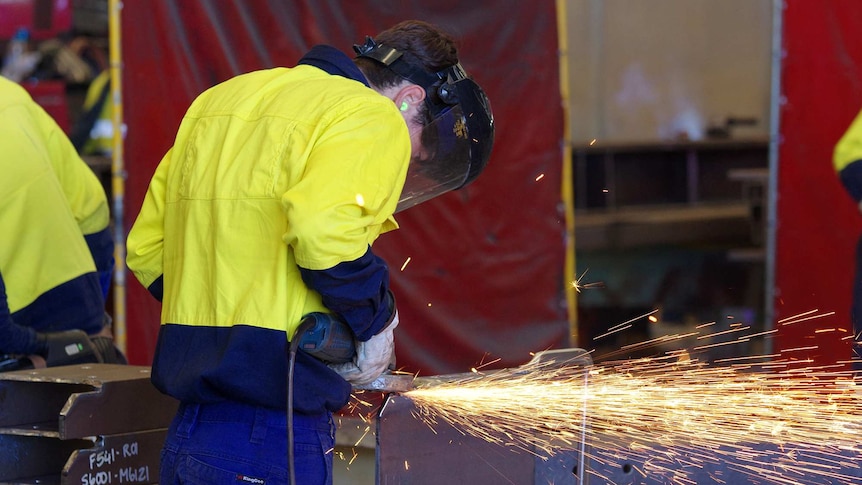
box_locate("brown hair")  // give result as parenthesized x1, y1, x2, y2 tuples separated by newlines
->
(354, 20, 459, 90)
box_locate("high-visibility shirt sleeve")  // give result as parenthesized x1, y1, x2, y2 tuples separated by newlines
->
(39, 104, 110, 237)
(127, 148, 172, 294)
(281, 102, 408, 270)
(298, 247, 392, 341)
(281, 100, 407, 339)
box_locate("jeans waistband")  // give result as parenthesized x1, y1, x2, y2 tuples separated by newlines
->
(175, 401, 331, 442)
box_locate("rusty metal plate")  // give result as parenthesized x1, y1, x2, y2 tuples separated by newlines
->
(63, 429, 167, 485)
(0, 364, 178, 439)
(0, 364, 176, 484)
(0, 433, 92, 484)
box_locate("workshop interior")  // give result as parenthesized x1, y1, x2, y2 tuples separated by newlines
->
(1, 0, 861, 484)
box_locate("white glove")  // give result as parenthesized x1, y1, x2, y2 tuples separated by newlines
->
(329, 310, 398, 386)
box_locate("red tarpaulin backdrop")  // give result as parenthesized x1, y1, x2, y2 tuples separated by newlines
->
(775, 1, 862, 365)
(120, 1, 567, 374)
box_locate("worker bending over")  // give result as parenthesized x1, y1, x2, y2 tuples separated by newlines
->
(127, 19, 493, 485)
(0, 76, 122, 369)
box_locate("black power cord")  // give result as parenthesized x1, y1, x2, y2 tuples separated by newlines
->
(287, 318, 312, 485)
(287, 314, 356, 485)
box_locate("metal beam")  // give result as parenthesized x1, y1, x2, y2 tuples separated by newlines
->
(0, 364, 177, 484)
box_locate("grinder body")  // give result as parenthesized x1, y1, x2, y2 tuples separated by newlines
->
(295, 312, 356, 364)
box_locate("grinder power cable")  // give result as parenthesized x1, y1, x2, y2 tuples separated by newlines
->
(287, 312, 355, 485)
(287, 312, 356, 485)
(287, 312, 415, 485)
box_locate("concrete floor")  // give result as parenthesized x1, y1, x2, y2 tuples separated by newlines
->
(333, 416, 376, 484)
(333, 445, 375, 484)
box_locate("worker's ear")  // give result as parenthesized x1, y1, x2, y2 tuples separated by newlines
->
(394, 84, 426, 114)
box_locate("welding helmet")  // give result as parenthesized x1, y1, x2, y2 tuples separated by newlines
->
(354, 37, 495, 212)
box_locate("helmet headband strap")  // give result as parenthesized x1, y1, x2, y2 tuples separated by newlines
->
(354, 36, 464, 117)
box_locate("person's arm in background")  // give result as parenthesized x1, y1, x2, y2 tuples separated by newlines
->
(0, 272, 40, 355)
(127, 148, 172, 301)
(834, 110, 862, 211)
(0, 271, 100, 368)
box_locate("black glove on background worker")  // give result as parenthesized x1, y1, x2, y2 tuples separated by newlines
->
(0, 329, 98, 371)
(35, 329, 101, 366)
(0, 327, 125, 372)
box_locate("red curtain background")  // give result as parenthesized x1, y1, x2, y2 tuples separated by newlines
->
(120, 0, 567, 374)
(775, 1, 862, 365)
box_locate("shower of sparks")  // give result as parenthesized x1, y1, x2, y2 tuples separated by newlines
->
(400, 257, 411, 272)
(535, 173, 545, 182)
(401, 310, 862, 484)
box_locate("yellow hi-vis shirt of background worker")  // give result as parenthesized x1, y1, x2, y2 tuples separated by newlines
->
(0, 77, 107, 313)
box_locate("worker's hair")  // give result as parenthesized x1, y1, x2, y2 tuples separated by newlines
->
(355, 20, 459, 90)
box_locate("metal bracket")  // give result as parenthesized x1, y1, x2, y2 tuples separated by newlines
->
(376, 348, 592, 484)
(0, 364, 178, 484)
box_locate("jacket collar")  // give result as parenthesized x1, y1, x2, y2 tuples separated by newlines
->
(298, 45, 370, 87)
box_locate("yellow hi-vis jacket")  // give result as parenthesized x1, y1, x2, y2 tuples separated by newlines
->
(127, 49, 410, 413)
(0, 77, 108, 352)
(835, 109, 862, 202)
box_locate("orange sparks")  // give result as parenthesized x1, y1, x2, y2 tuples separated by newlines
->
(572, 269, 604, 293)
(400, 310, 860, 484)
(405, 354, 861, 485)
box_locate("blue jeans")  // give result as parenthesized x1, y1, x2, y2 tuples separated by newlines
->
(160, 401, 334, 485)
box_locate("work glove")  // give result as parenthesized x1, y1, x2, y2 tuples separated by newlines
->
(34, 330, 102, 367)
(329, 310, 398, 386)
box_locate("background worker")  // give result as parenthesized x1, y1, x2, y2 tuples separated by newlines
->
(0, 76, 122, 368)
(833, 109, 862, 372)
(126, 19, 493, 485)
